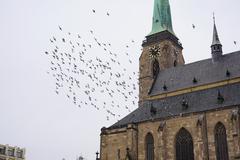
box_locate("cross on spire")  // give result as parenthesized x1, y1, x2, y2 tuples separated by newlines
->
(213, 12, 215, 24)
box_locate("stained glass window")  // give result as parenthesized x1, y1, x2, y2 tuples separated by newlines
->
(176, 128, 194, 160)
(146, 133, 154, 160)
(215, 122, 229, 160)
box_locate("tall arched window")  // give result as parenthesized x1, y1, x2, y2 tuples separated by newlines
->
(152, 59, 159, 79)
(146, 133, 154, 160)
(215, 122, 229, 160)
(174, 60, 177, 67)
(176, 128, 194, 160)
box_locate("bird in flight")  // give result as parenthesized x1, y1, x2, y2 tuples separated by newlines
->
(92, 9, 96, 13)
(234, 41, 237, 45)
(192, 24, 196, 29)
(59, 26, 62, 31)
(107, 12, 110, 16)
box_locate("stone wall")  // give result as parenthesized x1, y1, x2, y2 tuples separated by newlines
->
(100, 107, 240, 160)
(100, 124, 138, 160)
(139, 40, 184, 103)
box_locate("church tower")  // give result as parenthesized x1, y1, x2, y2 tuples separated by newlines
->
(139, 0, 185, 103)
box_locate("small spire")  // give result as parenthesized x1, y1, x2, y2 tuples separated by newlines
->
(212, 13, 221, 46)
(213, 12, 215, 24)
(211, 13, 223, 61)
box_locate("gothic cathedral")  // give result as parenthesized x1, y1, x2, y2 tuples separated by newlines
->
(100, 0, 240, 159)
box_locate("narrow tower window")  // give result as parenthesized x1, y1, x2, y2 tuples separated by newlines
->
(152, 59, 160, 79)
(174, 60, 177, 67)
(176, 128, 194, 160)
(146, 133, 154, 160)
(214, 122, 229, 160)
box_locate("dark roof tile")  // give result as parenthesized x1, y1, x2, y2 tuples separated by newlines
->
(110, 82, 240, 129)
(150, 51, 240, 95)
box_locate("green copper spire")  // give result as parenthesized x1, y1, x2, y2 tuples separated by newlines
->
(148, 0, 175, 36)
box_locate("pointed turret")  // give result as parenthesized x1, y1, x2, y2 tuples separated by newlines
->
(212, 22, 221, 46)
(149, 0, 174, 36)
(211, 15, 223, 62)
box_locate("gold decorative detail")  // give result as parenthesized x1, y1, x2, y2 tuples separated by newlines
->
(149, 45, 161, 59)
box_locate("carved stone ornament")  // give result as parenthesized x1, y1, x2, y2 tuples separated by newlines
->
(174, 49, 179, 57)
(149, 45, 161, 59)
(231, 109, 239, 121)
(196, 114, 204, 127)
(158, 121, 166, 132)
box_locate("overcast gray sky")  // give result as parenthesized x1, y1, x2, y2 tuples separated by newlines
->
(0, 0, 239, 160)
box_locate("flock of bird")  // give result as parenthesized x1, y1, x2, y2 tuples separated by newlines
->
(44, 10, 139, 121)
(44, 9, 238, 122)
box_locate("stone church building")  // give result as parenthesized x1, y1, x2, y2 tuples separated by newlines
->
(99, 0, 240, 159)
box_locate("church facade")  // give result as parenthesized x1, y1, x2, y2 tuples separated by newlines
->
(99, 0, 240, 160)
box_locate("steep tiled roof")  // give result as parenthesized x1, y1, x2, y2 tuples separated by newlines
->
(109, 51, 240, 129)
(110, 82, 240, 129)
(150, 51, 240, 95)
